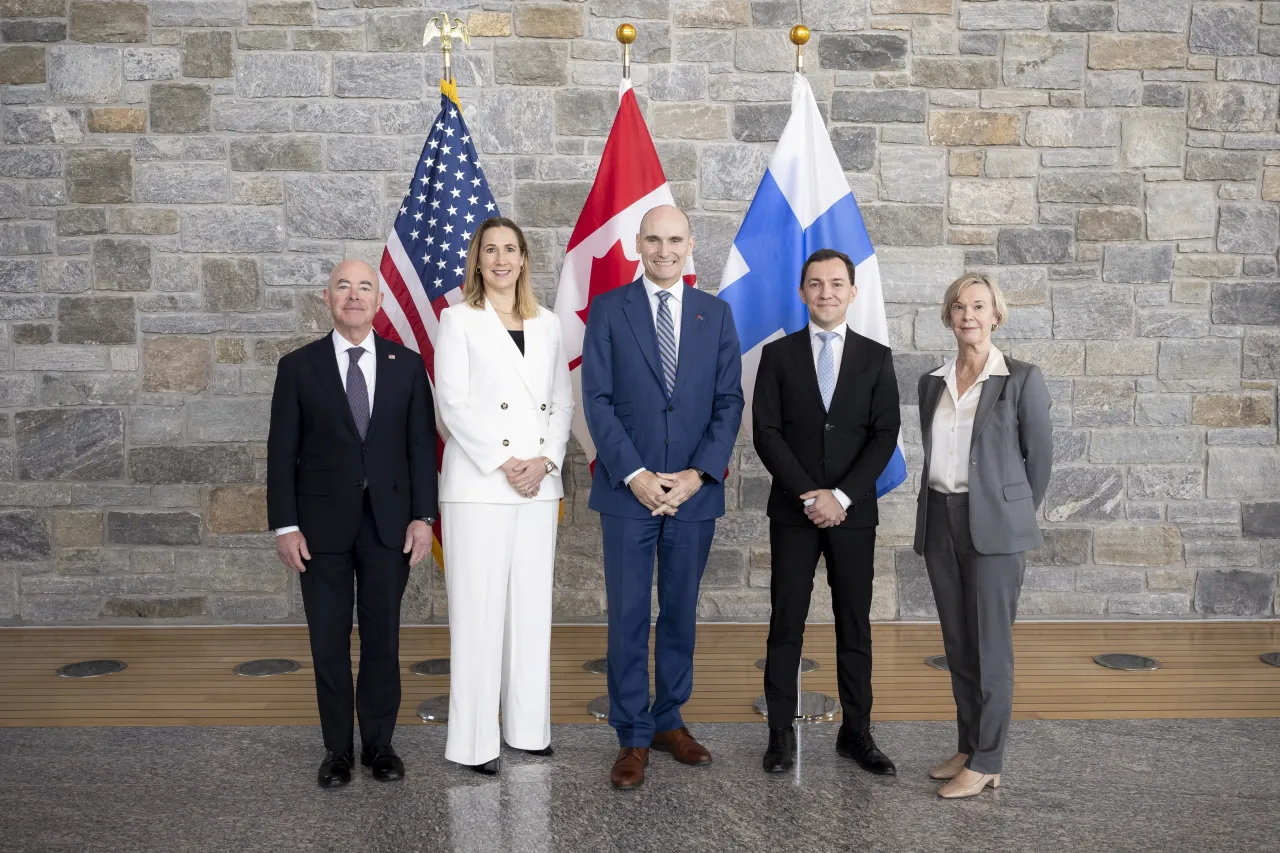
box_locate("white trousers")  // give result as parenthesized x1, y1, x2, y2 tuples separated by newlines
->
(442, 500, 557, 765)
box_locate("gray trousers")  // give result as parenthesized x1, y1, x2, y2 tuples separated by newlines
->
(923, 490, 1025, 775)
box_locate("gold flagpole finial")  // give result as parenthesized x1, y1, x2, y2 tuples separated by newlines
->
(424, 11, 472, 84)
(617, 23, 636, 80)
(790, 25, 810, 74)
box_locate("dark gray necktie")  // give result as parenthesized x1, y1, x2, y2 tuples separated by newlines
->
(346, 347, 369, 439)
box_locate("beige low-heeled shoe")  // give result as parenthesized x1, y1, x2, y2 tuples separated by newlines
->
(938, 769, 1001, 799)
(929, 752, 970, 780)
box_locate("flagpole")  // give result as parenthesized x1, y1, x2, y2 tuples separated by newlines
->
(617, 23, 635, 80)
(790, 24, 809, 74)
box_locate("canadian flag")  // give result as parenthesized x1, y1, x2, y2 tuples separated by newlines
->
(553, 79, 695, 463)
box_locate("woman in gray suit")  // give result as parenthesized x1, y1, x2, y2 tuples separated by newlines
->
(914, 273, 1052, 799)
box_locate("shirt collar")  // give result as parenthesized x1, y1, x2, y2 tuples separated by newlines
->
(643, 275, 684, 303)
(332, 328, 376, 358)
(932, 346, 1008, 380)
(808, 319, 848, 343)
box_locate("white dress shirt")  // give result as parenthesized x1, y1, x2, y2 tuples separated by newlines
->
(623, 277, 686, 486)
(276, 328, 378, 536)
(643, 274, 684, 350)
(928, 346, 1010, 494)
(333, 327, 377, 412)
(808, 318, 853, 512)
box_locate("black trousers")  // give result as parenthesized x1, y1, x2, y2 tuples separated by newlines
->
(764, 521, 876, 730)
(299, 491, 410, 752)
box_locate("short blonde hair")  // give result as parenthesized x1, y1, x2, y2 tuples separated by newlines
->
(462, 217, 538, 320)
(940, 272, 1008, 330)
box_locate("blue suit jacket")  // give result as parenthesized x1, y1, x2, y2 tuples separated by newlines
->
(582, 278, 744, 521)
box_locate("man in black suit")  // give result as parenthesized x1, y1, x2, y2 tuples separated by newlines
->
(752, 249, 901, 775)
(267, 259, 437, 787)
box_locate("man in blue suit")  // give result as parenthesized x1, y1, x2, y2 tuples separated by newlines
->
(582, 204, 744, 790)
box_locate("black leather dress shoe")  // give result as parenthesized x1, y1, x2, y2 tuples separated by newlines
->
(361, 745, 405, 782)
(836, 726, 896, 776)
(318, 749, 354, 788)
(522, 745, 554, 756)
(763, 726, 796, 773)
(466, 757, 501, 775)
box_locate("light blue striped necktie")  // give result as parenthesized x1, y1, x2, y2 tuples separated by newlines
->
(816, 331, 837, 412)
(656, 290, 677, 396)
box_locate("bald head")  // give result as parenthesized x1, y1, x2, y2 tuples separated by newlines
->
(328, 259, 377, 290)
(636, 204, 694, 289)
(323, 259, 383, 343)
(638, 204, 690, 239)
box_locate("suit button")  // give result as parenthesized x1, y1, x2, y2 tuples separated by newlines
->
(540, 404, 546, 411)
(970, 457, 977, 464)
(667, 405, 674, 412)
(824, 424, 833, 431)
(539, 438, 545, 444)
(500, 402, 508, 410)
(502, 439, 510, 447)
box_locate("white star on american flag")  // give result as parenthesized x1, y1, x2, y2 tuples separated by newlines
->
(382, 89, 499, 347)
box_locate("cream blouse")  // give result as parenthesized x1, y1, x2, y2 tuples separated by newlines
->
(927, 347, 1009, 494)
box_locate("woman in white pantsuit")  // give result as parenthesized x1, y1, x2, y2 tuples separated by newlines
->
(435, 217, 574, 775)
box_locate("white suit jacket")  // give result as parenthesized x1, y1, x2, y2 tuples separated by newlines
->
(435, 299, 574, 504)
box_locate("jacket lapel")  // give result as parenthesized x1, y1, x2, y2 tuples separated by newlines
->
(622, 278, 665, 391)
(485, 298, 535, 397)
(311, 333, 362, 443)
(671, 286, 701, 401)
(920, 375, 945, 460)
(970, 374, 1007, 443)
(828, 326, 860, 410)
(786, 329, 827, 414)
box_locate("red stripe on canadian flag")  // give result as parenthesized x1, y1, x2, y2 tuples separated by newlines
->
(554, 80, 695, 464)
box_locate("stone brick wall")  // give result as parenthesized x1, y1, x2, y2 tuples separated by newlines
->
(1, 0, 1278, 625)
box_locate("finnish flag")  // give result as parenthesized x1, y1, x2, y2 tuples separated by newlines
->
(717, 73, 907, 498)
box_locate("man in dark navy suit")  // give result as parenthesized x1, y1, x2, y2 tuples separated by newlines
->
(582, 205, 744, 789)
(267, 259, 437, 788)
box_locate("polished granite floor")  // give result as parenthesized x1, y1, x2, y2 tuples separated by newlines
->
(1, 719, 1276, 853)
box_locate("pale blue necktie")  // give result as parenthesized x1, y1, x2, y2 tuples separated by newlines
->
(655, 290, 677, 396)
(816, 331, 837, 412)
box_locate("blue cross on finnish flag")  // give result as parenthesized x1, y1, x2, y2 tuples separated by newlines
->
(717, 73, 907, 498)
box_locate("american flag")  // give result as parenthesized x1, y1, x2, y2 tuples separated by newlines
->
(373, 82, 498, 564)
(375, 83, 498, 376)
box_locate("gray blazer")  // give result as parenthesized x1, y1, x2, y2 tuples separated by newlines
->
(913, 355, 1053, 556)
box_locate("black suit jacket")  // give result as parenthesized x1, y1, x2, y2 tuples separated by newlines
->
(752, 327, 900, 529)
(266, 332, 438, 553)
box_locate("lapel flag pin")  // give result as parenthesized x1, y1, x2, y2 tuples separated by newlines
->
(388, 354, 396, 360)
(697, 314, 703, 320)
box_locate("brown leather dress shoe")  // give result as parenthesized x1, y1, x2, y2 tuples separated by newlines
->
(610, 747, 649, 789)
(651, 726, 712, 766)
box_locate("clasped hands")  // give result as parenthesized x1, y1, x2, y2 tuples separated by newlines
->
(502, 456, 548, 499)
(630, 469, 703, 517)
(801, 489, 846, 529)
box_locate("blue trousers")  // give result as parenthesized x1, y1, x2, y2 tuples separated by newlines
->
(601, 513, 715, 748)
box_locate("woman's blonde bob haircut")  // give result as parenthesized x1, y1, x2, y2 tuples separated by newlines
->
(462, 217, 539, 320)
(940, 272, 1009, 331)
